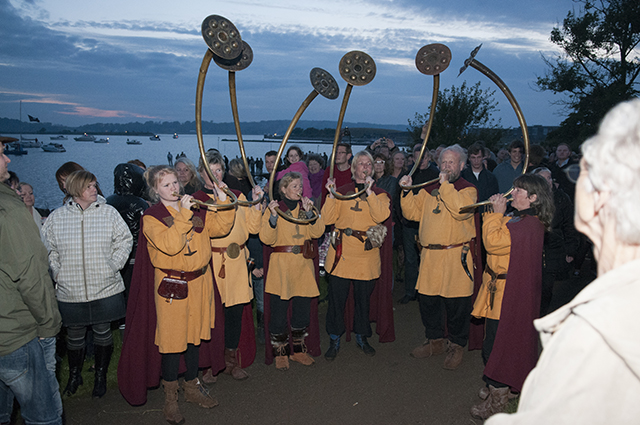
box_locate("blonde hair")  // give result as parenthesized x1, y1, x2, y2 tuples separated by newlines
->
(144, 166, 180, 203)
(350, 151, 374, 176)
(65, 171, 98, 202)
(279, 172, 302, 197)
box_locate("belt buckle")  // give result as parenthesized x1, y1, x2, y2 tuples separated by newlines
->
(344, 228, 353, 237)
(292, 245, 301, 254)
(227, 242, 241, 259)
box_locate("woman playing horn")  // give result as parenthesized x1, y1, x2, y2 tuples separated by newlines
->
(261, 172, 325, 370)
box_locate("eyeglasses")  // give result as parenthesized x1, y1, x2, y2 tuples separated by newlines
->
(374, 160, 385, 164)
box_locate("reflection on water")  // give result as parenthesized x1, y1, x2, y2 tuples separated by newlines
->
(7, 134, 366, 210)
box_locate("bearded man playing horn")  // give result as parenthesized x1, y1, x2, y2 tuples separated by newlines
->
(322, 151, 392, 360)
(399, 144, 478, 370)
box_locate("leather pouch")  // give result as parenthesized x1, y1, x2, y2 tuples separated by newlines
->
(302, 239, 317, 259)
(158, 276, 188, 302)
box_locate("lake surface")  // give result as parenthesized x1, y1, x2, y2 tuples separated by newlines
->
(6, 133, 368, 210)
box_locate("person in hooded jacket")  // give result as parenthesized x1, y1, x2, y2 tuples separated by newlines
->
(107, 163, 149, 302)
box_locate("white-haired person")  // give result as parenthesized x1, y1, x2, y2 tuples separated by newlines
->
(486, 99, 640, 424)
(322, 150, 392, 360)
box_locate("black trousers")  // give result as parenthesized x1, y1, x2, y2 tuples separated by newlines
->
(481, 318, 507, 388)
(326, 275, 376, 337)
(161, 343, 199, 382)
(269, 294, 311, 335)
(224, 303, 245, 349)
(418, 293, 472, 347)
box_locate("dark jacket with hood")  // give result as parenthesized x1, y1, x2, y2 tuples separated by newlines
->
(106, 163, 149, 256)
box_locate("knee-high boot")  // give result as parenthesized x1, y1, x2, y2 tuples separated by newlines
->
(92, 344, 113, 398)
(64, 348, 85, 396)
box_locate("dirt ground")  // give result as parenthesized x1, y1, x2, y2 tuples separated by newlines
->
(31, 270, 592, 425)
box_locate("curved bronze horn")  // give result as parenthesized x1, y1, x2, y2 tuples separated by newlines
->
(457, 45, 530, 213)
(213, 41, 263, 206)
(328, 51, 376, 200)
(400, 43, 451, 191)
(268, 67, 339, 224)
(195, 15, 244, 208)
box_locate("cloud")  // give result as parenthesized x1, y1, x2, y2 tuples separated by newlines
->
(59, 106, 158, 119)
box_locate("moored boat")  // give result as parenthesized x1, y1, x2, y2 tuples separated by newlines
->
(173, 133, 179, 139)
(126, 139, 142, 145)
(150, 134, 161, 141)
(74, 134, 96, 142)
(95, 138, 109, 143)
(42, 143, 66, 152)
(50, 135, 68, 140)
(5, 143, 28, 155)
(18, 138, 43, 148)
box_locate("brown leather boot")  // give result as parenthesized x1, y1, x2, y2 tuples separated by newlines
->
(410, 338, 446, 358)
(161, 380, 185, 425)
(224, 348, 249, 380)
(201, 368, 217, 384)
(443, 341, 464, 370)
(289, 328, 315, 366)
(271, 332, 290, 371)
(470, 385, 510, 420)
(182, 378, 218, 408)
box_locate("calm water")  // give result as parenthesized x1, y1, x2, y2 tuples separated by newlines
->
(6, 133, 367, 210)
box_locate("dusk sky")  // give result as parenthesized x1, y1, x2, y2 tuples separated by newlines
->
(1, 0, 581, 129)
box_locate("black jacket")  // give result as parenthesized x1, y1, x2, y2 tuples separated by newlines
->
(106, 163, 149, 255)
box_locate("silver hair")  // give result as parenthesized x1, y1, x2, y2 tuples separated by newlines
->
(582, 98, 640, 243)
(439, 144, 467, 166)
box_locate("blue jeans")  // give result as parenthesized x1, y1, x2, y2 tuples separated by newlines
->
(252, 277, 264, 314)
(0, 337, 63, 425)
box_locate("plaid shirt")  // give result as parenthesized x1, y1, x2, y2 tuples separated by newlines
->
(42, 195, 133, 303)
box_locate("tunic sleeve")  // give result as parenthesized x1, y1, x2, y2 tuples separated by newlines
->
(260, 211, 277, 246)
(308, 213, 326, 239)
(205, 201, 235, 238)
(245, 203, 263, 235)
(400, 190, 425, 222)
(143, 208, 192, 256)
(439, 181, 477, 221)
(365, 191, 391, 223)
(320, 196, 338, 226)
(483, 213, 512, 256)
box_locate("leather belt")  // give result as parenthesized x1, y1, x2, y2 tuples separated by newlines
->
(485, 265, 507, 310)
(273, 245, 303, 254)
(210, 244, 245, 253)
(338, 228, 367, 243)
(417, 241, 469, 250)
(159, 266, 207, 282)
(485, 265, 507, 281)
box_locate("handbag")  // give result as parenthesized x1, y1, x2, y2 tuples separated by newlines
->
(157, 276, 188, 303)
(302, 239, 317, 259)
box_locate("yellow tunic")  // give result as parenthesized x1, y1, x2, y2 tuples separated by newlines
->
(260, 206, 325, 299)
(322, 190, 391, 281)
(400, 181, 477, 297)
(209, 193, 262, 306)
(472, 212, 511, 320)
(144, 203, 234, 353)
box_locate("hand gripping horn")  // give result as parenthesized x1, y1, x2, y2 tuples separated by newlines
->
(400, 44, 452, 191)
(328, 51, 376, 200)
(195, 14, 245, 209)
(212, 40, 264, 206)
(267, 67, 339, 224)
(457, 44, 530, 214)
